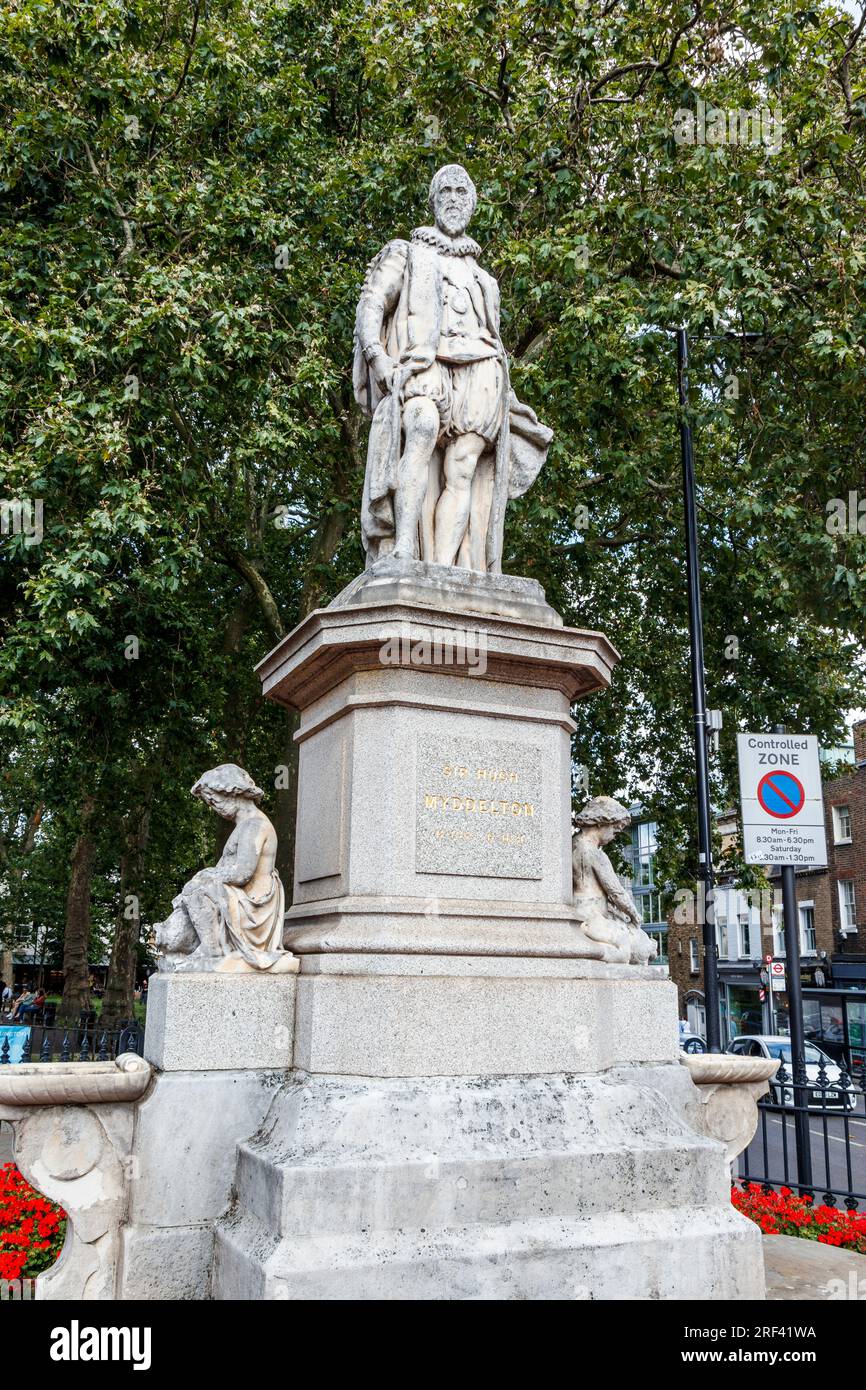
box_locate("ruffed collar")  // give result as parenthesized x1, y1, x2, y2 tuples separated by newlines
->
(411, 225, 481, 258)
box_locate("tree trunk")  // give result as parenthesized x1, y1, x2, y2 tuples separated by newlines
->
(58, 795, 97, 1025)
(102, 755, 160, 1028)
(0, 802, 43, 995)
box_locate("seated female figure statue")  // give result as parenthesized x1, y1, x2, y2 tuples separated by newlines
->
(155, 764, 294, 973)
(572, 796, 658, 966)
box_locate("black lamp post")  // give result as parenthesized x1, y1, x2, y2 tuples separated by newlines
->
(676, 327, 722, 1053)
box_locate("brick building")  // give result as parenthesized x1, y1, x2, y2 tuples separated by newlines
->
(668, 719, 866, 1069)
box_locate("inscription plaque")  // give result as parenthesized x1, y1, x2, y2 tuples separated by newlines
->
(415, 735, 543, 879)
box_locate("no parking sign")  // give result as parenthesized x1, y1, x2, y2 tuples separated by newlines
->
(737, 733, 827, 867)
(756, 769, 805, 819)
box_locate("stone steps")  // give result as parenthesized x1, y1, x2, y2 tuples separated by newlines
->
(235, 1138, 725, 1236)
(210, 1067, 762, 1300)
(213, 1202, 763, 1301)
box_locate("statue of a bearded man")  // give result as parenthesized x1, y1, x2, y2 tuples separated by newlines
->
(353, 163, 552, 573)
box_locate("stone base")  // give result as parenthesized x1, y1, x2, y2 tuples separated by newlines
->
(293, 954, 676, 1076)
(212, 1067, 765, 1301)
(144, 971, 297, 1072)
(328, 557, 564, 628)
(120, 1068, 287, 1299)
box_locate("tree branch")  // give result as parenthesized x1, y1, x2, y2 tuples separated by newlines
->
(84, 143, 134, 262)
(218, 546, 285, 643)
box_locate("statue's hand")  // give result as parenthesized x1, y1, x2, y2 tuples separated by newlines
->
(371, 351, 396, 395)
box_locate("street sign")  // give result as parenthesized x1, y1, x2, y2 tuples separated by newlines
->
(737, 733, 827, 868)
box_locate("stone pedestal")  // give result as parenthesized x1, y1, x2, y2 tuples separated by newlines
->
(294, 954, 675, 1077)
(213, 1064, 765, 1301)
(208, 577, 770, 1301)
(121, 972, 297, 1299)
(255, 589, 617, 958)
(144, 970, 297, 1072)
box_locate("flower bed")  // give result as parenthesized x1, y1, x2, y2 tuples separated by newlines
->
(0, 1162, 66, 1280)
(733, 1182, 866, 1252)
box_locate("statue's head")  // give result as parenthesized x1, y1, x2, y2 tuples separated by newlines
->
(429, 163, 477, 237)
(191, 763, 264, 820)
(573, 795, 632, 846)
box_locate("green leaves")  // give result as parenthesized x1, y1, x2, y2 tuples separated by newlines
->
(0, 0, 865, 928)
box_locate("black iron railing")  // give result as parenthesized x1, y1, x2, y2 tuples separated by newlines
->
(737, 1054, 866, 1209)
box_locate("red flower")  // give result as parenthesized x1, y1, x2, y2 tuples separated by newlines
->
(0, 1163, 66, 1279)
(731, 1183, 866, 1254)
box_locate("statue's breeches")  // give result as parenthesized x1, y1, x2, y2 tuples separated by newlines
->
(403, 357, 504, 443)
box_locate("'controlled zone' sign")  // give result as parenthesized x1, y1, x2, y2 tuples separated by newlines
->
(737, 733, 827, 868)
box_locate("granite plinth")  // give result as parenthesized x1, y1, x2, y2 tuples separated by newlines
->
(256, 596, 618, 959)
(144, 971, 297, 1072)
(292, 954, 676, 1077)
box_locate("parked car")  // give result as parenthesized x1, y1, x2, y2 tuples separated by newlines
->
(727, 1034, 857, 1111)
(678, 1019, 706, 1054)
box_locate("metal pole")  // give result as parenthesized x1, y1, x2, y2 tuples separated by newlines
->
(676, 328, 722, 1052)
(774, 722, 813, 1192)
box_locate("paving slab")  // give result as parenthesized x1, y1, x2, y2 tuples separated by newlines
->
(764, 1233, 866, 1300)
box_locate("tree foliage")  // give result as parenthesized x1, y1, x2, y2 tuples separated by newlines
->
(1, 0, 865, 985)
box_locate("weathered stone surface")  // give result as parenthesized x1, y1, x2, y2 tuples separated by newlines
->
(144, 972, 296, 1072)
(0, 1100, 135, 1300)
(212, 1067, 764, 1300)
(329, 558, 563, 627)
(681, 1052, 779, 1162)
(119, 1225, 216, 1302)
(128, 1070, 285, 1227)
(118, 1068, 285, 1299)
(764, 1232, 865, 1301)
(0, 1054, 151, 1107)
(256, 601, 619, 711)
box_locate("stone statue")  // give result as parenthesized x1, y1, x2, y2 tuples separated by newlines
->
(572, 796, 658, 965)
(155, 764, 294, 973)
(353, 163, 552, 574)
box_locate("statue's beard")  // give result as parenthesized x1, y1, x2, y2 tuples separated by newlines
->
(436, 208, 469, 237)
